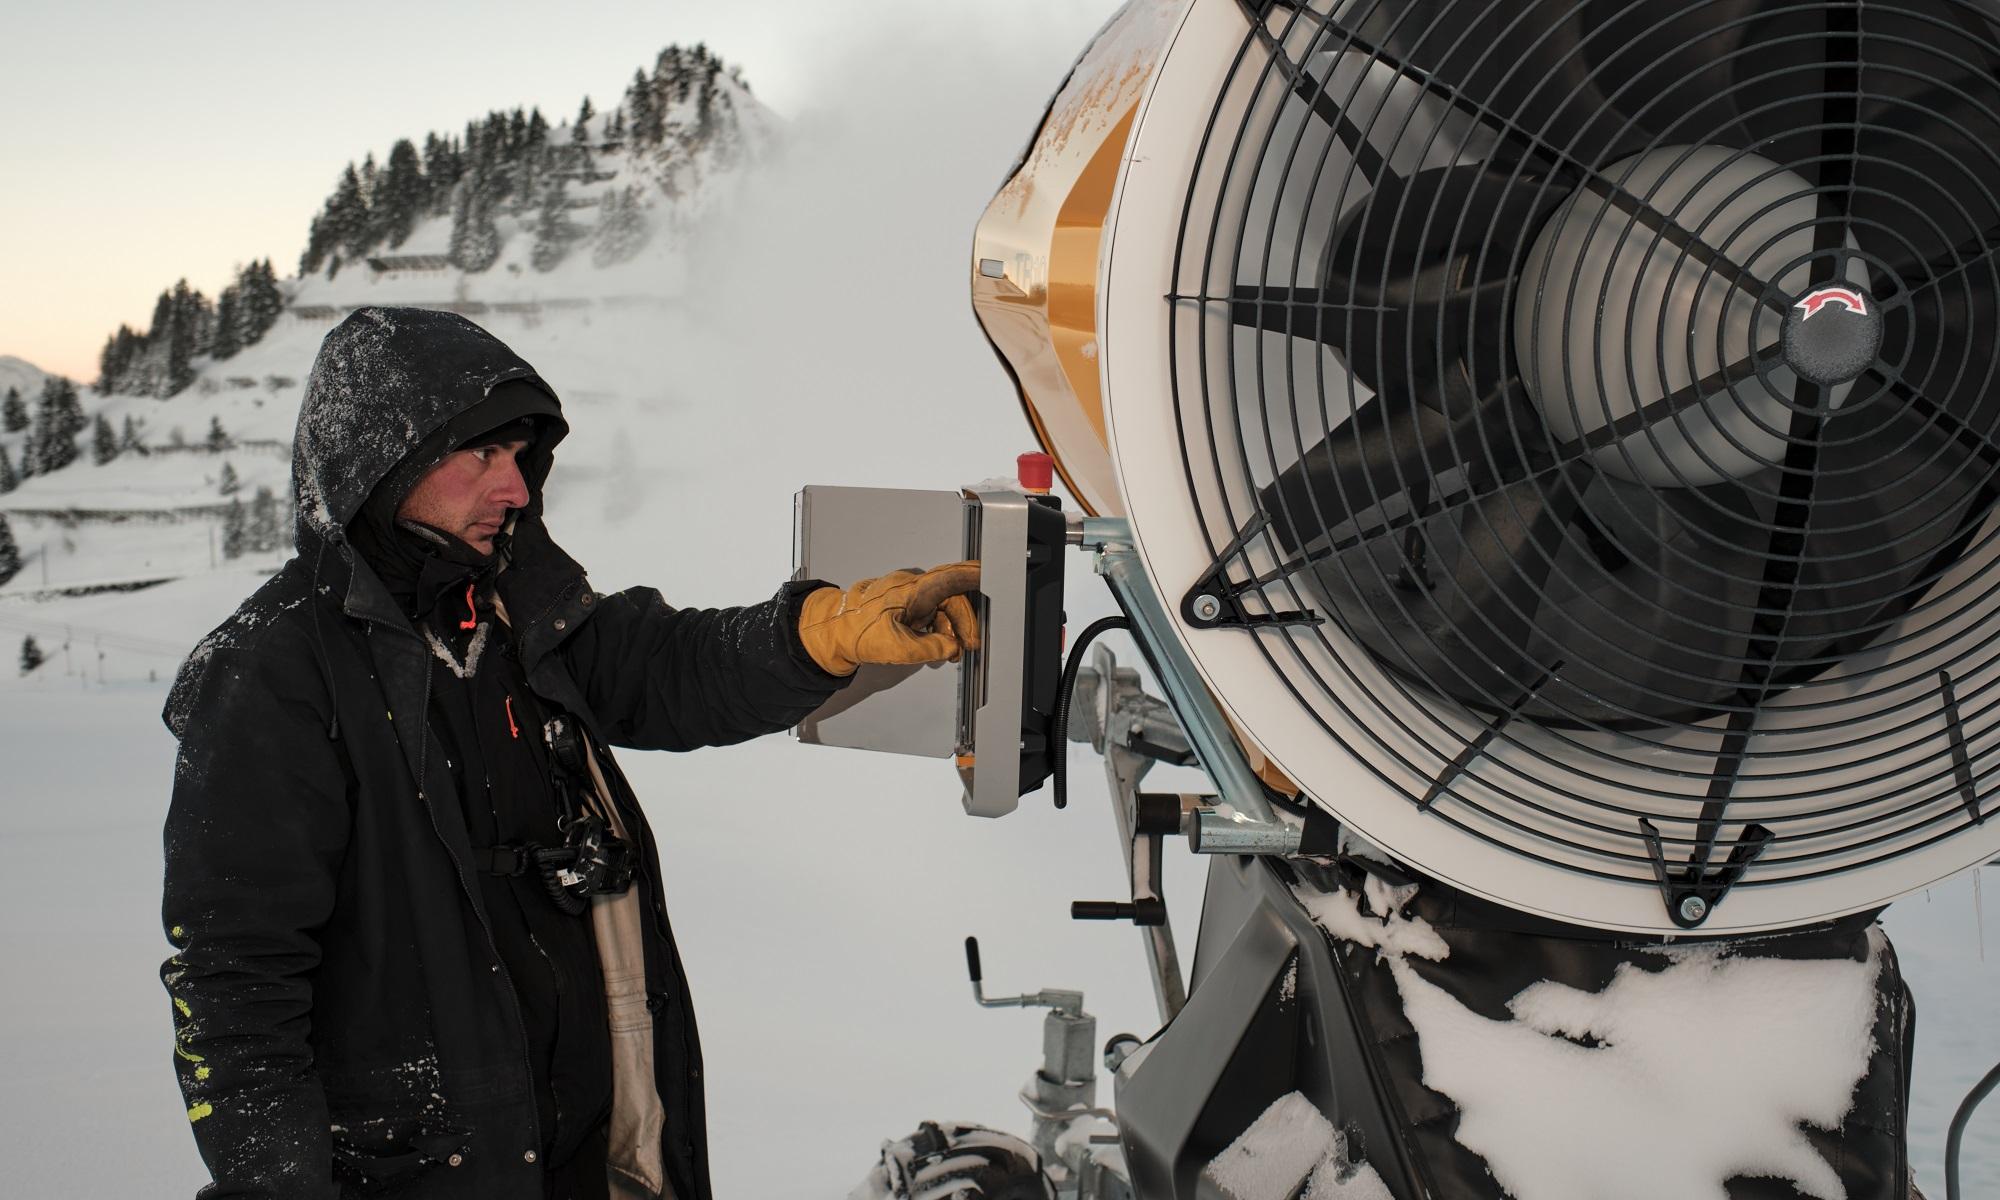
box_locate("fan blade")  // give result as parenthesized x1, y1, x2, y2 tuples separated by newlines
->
(1831, 1, 2000, 289)
(1418, 465, 1592, 707)
(1314, 163, 1562, 411)
(1878, 255, 2000, 470)
(1246, 7, 1393, 185)
(1529, 478, 1770, 728)
(1258, 377, 1534, 563)
(1773, 396, 1995, 677)
(1311, 0, 1787, 313)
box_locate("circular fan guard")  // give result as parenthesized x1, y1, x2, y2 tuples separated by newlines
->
(1148, 0, 2000, 926)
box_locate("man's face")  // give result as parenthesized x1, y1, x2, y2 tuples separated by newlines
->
(397, 440, 532, 554)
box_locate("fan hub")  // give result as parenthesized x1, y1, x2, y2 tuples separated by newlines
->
(1515, 144, 1867, 487)
(1781, 283, 1884, 388)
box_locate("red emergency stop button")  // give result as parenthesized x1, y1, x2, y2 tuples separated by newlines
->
(1017, 452, 1054, 494)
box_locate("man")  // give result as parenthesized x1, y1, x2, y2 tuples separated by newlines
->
(161, 307, 980, 1199)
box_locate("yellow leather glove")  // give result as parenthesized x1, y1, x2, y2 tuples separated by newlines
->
(798, 561, 982, 676)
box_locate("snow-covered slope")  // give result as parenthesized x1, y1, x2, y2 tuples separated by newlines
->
(0, 66, 771, 595)
(0, 354, 48, 401)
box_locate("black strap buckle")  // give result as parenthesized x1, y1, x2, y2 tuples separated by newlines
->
(474, 843, 534, 877)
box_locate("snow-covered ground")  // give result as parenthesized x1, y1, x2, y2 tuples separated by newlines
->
(2, 9, 1997, 1199)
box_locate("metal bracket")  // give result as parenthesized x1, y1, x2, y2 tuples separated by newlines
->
(1180, 511, 1325, 630)
(1072, 793, 1196, 928)
(1639, 819, 1775, 929)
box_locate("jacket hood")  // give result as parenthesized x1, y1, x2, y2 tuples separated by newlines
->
(292, 306, 567, 552)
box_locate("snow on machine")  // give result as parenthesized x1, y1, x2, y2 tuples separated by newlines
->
(811, 1, 2000, 1196)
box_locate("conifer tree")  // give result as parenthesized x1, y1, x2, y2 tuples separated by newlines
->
(301, 212, 334, 276)
(18, 636, 42, 675)
(119, 415, 147, 457)
(92, 414, 118, 466)
(377, 139, 426, 248)
(0, 515, 19, 587)
(423, 133, 462, 215)
(0, 445, 16, 494)
(1, 387, 23, 433)
(592, 186, 650, 267)
(247, 485, 284, 553)
(218, 461, 240, 496)
(530, 176, 581, 272)
(627, 69, 661, 146)
(448, 177, 502, 273)
(327, 163, 370, 259)
(573, 96, 595, 145)
(94, 334, 120, 395)
(25, 377, 82, 475)
(238, 261, 283, 346)
(205, 415, 231, 452)
(221, 498, 247, 559)
(211, 287, 242, 360)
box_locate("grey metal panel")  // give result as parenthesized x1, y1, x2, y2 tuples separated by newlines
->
(793, 485, 968, 758)
(961, 489, 1031, 817)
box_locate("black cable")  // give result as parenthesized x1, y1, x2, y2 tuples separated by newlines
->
(1052, 616, 1131, 810)
(1947, 1057, 2000, 1200)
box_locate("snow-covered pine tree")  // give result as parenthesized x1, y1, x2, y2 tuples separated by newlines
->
(1, 387, 24, 433)
(163, 280, 201, 397)
(92, 414, 118, 466)
(221, 497, 247, 559)
(423, 133, 463, 217)
(205, 415, 231, 452)
(377, 139, 426, 249)
(211, 287, 242, 360)
(531, 175, 582, 272)
(0, 445, 16, 494)
(218, 461, 240, 496)
(25, 377, 82, 475)
(182, 281, 216, 358)
(247, 485, 284, 553)
(238, 261, 283, 346)
(448, 175, 502, 273)
(573, 96, 595, 145)
(593, 185, 650, 267)
(301, 211, 333, 276)
(627, 68, 662, 147)
(18, 635, 43, 675)
(326, 163, 370, 261)
(118, 415, 147, 457)
(96, 326, 142, 395)
(0, 515, 19, 586)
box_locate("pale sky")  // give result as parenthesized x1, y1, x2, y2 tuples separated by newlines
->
(0, 1, 1116, 380)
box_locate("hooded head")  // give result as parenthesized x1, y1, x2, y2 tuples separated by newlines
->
(291, 307, 570, 604)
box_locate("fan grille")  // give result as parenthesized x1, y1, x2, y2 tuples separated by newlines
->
(1163, 0, 2000, 922)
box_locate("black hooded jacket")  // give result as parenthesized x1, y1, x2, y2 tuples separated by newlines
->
(161, 307, 848, 1199)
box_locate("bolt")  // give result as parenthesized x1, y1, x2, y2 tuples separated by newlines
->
(1678, 895, 1708, 924)
(1193, 594, 1222, 621)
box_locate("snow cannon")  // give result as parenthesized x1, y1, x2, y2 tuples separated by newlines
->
(820, 1, 2000, 1196)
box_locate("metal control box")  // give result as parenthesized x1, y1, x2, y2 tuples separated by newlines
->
(792, 484, 1065, 818)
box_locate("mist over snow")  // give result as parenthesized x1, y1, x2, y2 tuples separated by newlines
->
(1, 5, 1997, 1198)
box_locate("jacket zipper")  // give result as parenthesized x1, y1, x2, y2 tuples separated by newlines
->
(525, 928, 565, 1144)
(386, 622, 547, 1168)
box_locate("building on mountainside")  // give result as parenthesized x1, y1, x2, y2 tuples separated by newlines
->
(364, 255, 453, 277)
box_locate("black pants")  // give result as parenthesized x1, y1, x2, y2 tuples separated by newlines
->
(544, 1121, 610, 1200)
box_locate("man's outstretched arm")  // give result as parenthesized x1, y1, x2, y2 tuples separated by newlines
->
(161, 632, 347, 1199)
(562, 561, 980, 753)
